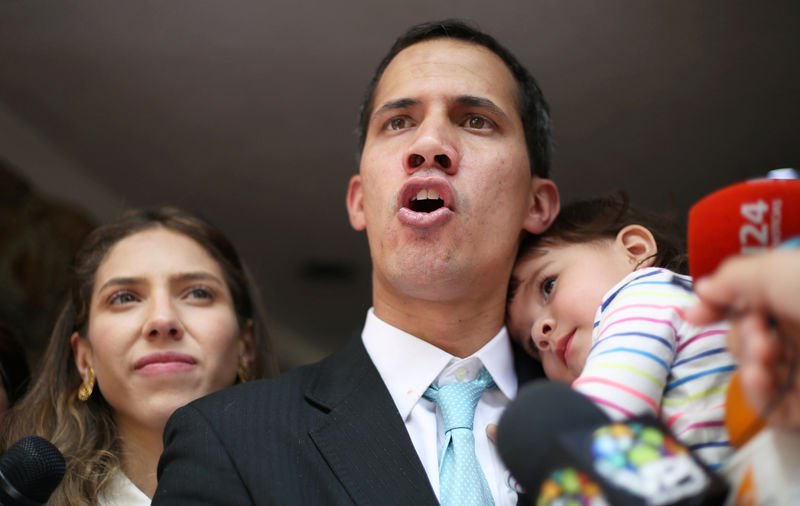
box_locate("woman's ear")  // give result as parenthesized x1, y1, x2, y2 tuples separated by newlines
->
(71, 331, 93, 381)
(616, 224, 658, 269)
(238, 320, 256, 365)
(523, 177, 560, 234)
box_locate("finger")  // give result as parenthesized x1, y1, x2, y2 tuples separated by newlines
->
(486, 423, 498, 445)
(725, 322, 743, 359)
(684, 300, 727, 326)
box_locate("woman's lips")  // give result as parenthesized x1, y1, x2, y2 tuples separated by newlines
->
(134, 351, 196, 375)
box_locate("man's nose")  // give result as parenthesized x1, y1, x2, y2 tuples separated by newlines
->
(143, 296, 185, 340)
(403, 116, 459, 175)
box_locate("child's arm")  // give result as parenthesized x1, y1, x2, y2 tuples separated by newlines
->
(573, 269, 732, 420)
(573, 269, 736, 468)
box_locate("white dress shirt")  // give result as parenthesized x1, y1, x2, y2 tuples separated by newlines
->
(98, 470, 150, 506)
(362, 308, 520, 506)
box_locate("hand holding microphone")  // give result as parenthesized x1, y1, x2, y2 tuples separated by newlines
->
(687, 248, 800, 430)
(684, 170, 800, 432)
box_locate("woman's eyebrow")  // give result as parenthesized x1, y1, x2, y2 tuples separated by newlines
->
(171, 272, 225, 285)
(96, 277, 143, 293)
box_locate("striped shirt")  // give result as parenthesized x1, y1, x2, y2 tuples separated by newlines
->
(573, 267, 735, 469)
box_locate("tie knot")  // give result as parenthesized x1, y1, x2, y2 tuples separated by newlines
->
(424, 367, 495, 432)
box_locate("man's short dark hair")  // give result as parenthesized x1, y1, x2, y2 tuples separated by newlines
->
(356, 19, 553, 178)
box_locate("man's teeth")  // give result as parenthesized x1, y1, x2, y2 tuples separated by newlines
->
(412, 189, 442, 201)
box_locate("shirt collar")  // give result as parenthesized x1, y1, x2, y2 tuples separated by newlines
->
(362, 308, 518, 421)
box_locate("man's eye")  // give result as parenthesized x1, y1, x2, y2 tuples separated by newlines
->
(388, 117, 410, 130)
(540, 277, 556, 300)
(466, 116, 487, 129)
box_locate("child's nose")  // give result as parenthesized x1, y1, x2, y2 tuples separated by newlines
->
(533, 317, 555, 350)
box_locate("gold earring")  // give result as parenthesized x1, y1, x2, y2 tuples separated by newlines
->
(634, 254, 655, 270)
(237, 361, 250, 384)
(78, 367, 95, 402)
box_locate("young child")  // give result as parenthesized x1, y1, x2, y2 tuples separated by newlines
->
(506, 194, 736, 469)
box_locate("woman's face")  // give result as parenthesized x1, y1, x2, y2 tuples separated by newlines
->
(72, 228, 253, 434)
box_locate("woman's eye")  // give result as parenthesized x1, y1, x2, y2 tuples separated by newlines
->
(109, 291, 138, 306)
(186, 287, 214, 300)
(540, 277, 556, 300)
(388, 117, 411, 130)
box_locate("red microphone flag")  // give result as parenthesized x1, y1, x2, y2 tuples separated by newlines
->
(688, 175, 800, 280)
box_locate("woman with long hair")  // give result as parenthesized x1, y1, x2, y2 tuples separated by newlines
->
(1, 207, 279, 504)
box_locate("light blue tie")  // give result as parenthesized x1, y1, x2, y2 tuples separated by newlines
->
(424, 366, 496, 506)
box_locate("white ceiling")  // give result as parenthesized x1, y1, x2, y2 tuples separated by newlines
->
(2, 1, 799, 368)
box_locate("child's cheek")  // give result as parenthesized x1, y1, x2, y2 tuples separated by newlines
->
(542, 353, 575, 384)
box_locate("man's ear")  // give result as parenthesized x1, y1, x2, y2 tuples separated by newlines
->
(523, 177, 560, 234)
(346, 174, 366, 231)
(70, 331, 93, 382)
(616, 224, 658, 269)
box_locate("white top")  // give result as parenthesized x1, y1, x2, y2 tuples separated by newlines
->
(361, 308, 520, 505)
(97, 470, 151, 506)
(573, 268, 735, 469)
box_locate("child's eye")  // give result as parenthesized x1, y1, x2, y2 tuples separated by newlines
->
(540, 277, 556, 300)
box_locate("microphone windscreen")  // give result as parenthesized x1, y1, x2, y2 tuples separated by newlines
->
(0, 435, 66, 504)
(687, 177, 800, 279)
(497, 380, 609, 493)
(498, 382, 728, 505)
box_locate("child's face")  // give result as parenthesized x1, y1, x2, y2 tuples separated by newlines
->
(507, 240, 634, 382)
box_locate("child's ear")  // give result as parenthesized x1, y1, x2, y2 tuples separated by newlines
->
(616, 224, 657, 269)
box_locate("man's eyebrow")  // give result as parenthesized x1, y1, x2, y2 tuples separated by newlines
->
(455, 96, 510, 121)
(372, 98, 419, 120)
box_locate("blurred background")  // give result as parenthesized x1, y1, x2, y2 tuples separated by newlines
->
(1, 1, 799, 371)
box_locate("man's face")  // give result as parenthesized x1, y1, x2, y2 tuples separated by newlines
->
(347, 38, 553, 304)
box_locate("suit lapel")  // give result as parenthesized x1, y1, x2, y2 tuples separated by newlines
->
(306, 336, 438, 505)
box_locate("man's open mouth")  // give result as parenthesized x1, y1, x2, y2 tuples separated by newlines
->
(409, 189, 445, 213)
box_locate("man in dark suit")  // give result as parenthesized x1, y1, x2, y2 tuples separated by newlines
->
(154, 19, 559, 505)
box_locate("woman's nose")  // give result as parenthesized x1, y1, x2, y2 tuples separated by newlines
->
(143, 297, 185, 340)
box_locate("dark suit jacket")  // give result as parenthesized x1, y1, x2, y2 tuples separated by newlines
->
(153, 333, 544, 505)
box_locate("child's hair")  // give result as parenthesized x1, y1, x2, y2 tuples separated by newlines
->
(516, 192, 688, 275)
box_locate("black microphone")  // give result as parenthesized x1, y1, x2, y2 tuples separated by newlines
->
(0, 435, 65, 506)
(497, 381, 728, 505)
